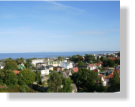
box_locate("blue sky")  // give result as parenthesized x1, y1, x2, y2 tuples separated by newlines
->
(0, 1, 120, 53)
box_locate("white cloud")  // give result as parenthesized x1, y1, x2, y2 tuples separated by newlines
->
(45, 1, 84, 13)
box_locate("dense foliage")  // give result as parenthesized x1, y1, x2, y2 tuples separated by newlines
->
(18, 69, 35, 85)
(47, 71, 62, 92)
(4, 61, 17, 71)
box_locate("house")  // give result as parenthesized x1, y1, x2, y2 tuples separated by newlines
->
(95, 63, 102, 68)
(0, 62, 4, 69)
(93, 69, 100, 73)
(71, 83, 77, 93)
(105, 69, 120, 85)
(32, 59, 44, 67)
(63, 58, 70, 62)
(46, 65, 54, 70)
(17, 63, 25, 70)
(53, 66, 64, 71)
(73, 63, 78, 67)
(98, 74, 107, 86)
(41, 68, 49, 76)
(72, 67, 79, 73)
(36, 63, 46, 70)
(47, 60, 61, 67)
(88, 64, 96, 70)
(62, 70, 72, 78)
(60, 62, 74, 69)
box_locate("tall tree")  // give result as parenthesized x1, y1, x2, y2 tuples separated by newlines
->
(58, 56, 63, 61)
(77, 61, 85, 67)
(18, 69, 35, 85)
(108, 71, 120, 92)
(47, 71, 62, 92)
(61, 78, 73, 92)
(84, 54, 95, 63)
(4, 61, 17, 71)
(4, 70, 18, 87)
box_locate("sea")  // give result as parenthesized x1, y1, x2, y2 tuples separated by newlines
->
(0, 51, 119, 60)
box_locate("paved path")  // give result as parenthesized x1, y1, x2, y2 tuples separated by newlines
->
(42, 77, 49, 82)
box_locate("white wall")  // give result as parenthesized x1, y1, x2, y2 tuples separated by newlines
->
(32, 59, 44, 67)
(0, 66, 4, 69)
(60, 62, 73, 69)
(41, 69, 49, 75)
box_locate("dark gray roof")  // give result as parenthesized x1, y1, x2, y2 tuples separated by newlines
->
(71, 83, 77, 90)
(79, 66, 87, 69)
(54, 66, 63, 68)
(46, 65, 54, 67)
(62, 72, 68, 78)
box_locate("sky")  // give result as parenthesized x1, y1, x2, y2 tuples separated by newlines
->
(0, 1, 120, 53)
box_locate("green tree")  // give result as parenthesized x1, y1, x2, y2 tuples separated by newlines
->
(117, 52, 120, 57)
(100, 56, 104, 62)
(108, 71, 120, 92)
(35, 70, 42, 85)
(4, 61, 17, 71)
(95, 78, 107, 92)
(84, 54, 95, 63)
(25, 59, 32, 69)
(77, 61, 85, 67)
(97, 56, 100, 63)
(4, 70, 18, 87)
(58, 56, 63, 61)
(47, 71, 62, 92)
(18, 69, 35, 85)
(108, 59, 115, 67)
(61, 78, 73, 92)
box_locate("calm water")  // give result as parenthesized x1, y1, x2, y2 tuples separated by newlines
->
(0, 51, 119, 60)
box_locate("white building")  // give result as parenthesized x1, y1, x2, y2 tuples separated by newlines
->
(88, 64, 97, 70)
(47, 61, 61, 67)
(41, 69, 49, 75)
(60, 62, 73, 69)
(0, 66, 4, 69)
(98, 74, 107, 86)
(32, 59, 44, 67)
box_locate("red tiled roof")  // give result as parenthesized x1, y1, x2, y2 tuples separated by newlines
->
(106, 69, 120, 79)
(13, 70, 20, 74)
(93, 69, 98, 72)
(89, 64, 94, 67)
(95, 63, 101, 66)
(100, 61, 103, 64)
(72, 67, 79, 73)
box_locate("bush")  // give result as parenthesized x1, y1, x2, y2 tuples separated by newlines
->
(19, 85, 30, 92)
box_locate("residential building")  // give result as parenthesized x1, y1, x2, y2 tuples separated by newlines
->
(36, 63, 46, 70)
(17, 63, 25, 70)
(72, 67, 79, 73)
(0, 62, 4, 69)
(98, 74, 107, 86)
(60, 62, 73, 69)
(88, 64, 96, 70)
(32, 59, 44, 67)
(46, 65, 54, 70)
(47, 60, 61, 67)
(53, 66, 64, 71)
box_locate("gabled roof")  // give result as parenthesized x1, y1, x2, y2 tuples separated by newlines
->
(72, 67, 79, 73)
(71, 83, 77, 90)
(93, 69, 98, 72)
(13, 70, 20, 74)
(105, 69, 120, 79)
